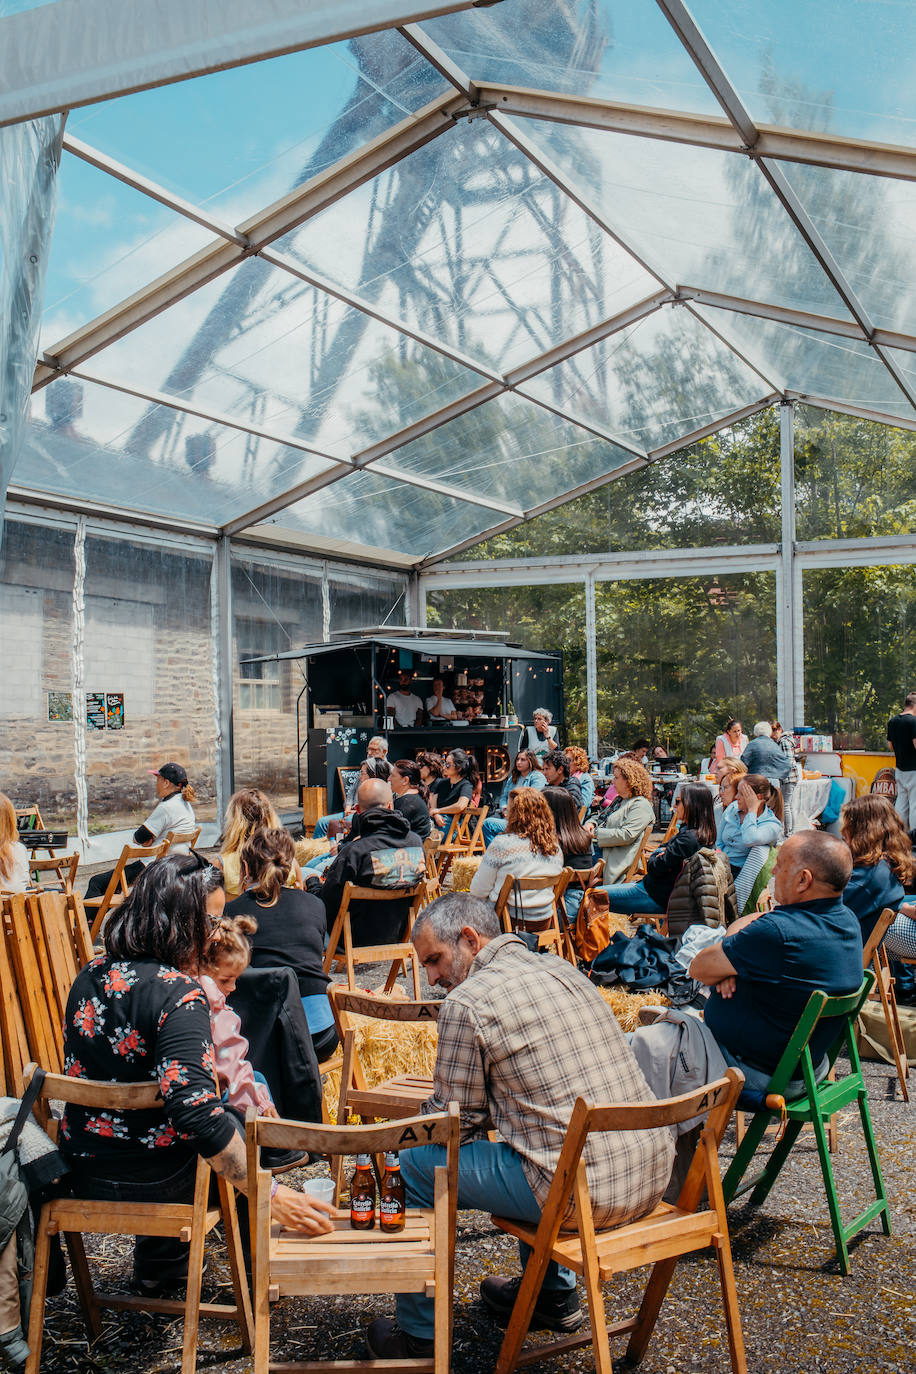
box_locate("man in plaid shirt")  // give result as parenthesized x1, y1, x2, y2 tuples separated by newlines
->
(366, 893, 674, 1361)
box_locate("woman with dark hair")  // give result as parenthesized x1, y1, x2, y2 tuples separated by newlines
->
(416, 751, 444, 788)
(597, 783, 717, 916)
(840, 794, 915, 943)
(716, 774, 783, 878)
(714, 718, 748, 764)
(390, 759, 432, 840)
(543, 786, 594, 921)
(428, 748, 479, 831)
(227, 829, 336, 1060)
(61, 854, 333, 1294)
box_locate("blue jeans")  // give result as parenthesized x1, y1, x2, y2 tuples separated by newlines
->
(482, 817, 507, 848)
(597, 879, 663, 915)
(313, 812, 343, 840)
(397, 1140, 574, 1339)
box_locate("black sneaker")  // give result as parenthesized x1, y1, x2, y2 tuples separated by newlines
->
(365, 1317, 435, 1359)
(480, 1275, 585, 1332)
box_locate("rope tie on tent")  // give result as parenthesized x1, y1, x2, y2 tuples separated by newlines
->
(71, 515, 88, 853)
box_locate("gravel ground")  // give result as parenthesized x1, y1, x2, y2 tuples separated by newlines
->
(55, 862, 914, 1372)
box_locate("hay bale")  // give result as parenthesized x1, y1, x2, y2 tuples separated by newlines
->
(296, 837, 331, 865)
(597, 986, 670, 1032)
(450, 856, 483, 892)
(322, 1005, 439, 1122)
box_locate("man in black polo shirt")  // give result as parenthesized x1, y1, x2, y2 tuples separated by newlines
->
(887, 691, 916, 828)
(689, 832, 862, 1094)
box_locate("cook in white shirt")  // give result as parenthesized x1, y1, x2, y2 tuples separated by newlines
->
(425, 678, 457, 721)
(386, 670, 423, 727)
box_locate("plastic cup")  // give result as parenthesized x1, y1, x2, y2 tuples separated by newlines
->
(306, 1177, 336, 1205)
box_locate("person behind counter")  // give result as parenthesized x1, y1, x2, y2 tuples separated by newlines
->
(429, 748, 479, 831)
(386, 670, 424, 728)
(426, 678, 457, 721)
(523, 707, 559, 761)
(390, 759, 432, 840)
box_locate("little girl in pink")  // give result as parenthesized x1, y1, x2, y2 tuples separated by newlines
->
(196, 914, 278, 1118)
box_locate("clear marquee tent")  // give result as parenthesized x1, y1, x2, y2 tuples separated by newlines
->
(3, 0, 916, 832)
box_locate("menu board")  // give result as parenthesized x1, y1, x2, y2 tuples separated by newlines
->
(86, 692, 106, 730)
(106, 693, 125, 729)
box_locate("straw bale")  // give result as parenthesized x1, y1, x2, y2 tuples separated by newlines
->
(597, 986, 670, 1032)
(450, 856, 483, 892)
(322, 1005, 439, 1122)
(296, 837, 331, 865)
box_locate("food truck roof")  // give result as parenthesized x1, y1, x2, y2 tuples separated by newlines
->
(243, 633, 559, 664)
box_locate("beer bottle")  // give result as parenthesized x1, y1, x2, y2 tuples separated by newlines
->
(379, 1151, 406, 1233)
(349, 1154, 376, 1230)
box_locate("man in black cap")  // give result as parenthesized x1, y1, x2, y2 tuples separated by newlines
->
(84, 761, 197, 898)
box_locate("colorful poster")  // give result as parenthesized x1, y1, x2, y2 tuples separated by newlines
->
(47, 691, 73, 722)
(106, 693, 125, 729)
(86, 692, 106, 730)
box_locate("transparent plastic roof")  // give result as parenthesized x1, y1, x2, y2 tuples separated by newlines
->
(8, 0, 916, 566)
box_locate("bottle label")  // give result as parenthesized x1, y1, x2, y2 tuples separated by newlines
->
(379, 1196, 403, 1218)
(351, 1196, 375, 1219)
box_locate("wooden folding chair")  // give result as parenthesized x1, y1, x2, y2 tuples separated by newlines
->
(246, 1104, 459, 1374)
(0, 900, 34, 1095)
(329, 986, 439, 1193)
(491, 1071, 747, 1374)
(861, 907, 909, 1102)
(25, 1064, 253, 1374)
(24, 890, 93, 1043)
(494, 871, 574, 960)
(322, 881, 426, 998)
(83, 841, 169, 941)
(435, 806, 488, 882)
(722, 974, 890, 1274)
(15, 805, 57, 857)
(422, 835, 442, 903)
(27, 852, 79, 894)
(561, 860, 604, 962)
(1, 894, 64, 1075)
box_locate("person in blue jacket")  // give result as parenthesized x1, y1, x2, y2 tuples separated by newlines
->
(717, 773, 783, 878)
(840, 793, 915, 943)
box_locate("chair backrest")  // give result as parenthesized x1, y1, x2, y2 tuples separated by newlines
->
(526, 1072, 743, 1250)
(246, 1100, 459, 1173)
(493, 870, 572, 933)
(27, 853, 80, 894)
(163, 826, 202, 853)
(87, 841, 169, 940)
(25, 1060, 162, 1111)
(565, 859, 604, 892)
(338, 881, 426, 911)
(329, 985, 441, 1034)
(862, 907, 897, 967)
(15, 805, 44, 831)
(624, 824, 654, 882)
(763, 974, 874, 1099)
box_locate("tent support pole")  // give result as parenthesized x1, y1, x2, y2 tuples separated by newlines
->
(585, 572, 598, 759)
(777, 401, 802, 729)
(215, 534, 235, 808)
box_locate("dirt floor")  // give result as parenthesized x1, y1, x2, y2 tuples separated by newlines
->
(48, 862, 915, 1373)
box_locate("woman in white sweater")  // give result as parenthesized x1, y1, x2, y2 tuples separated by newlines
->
(469, 789, 563, 925)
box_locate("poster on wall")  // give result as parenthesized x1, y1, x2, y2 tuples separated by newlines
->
(47, 691, 73, 722)
(86, 692, 106, 730)
(106, 693, 125, 729)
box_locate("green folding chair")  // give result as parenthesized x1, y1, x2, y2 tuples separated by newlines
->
(721, 972, 890, 1274)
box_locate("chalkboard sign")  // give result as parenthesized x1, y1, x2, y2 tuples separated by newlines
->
(337, 767, 362, 809)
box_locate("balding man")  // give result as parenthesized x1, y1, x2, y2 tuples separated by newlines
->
(313, 737, 390, 839)
(308, 778, 424, 946)
(690, 831, 863, 1094)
